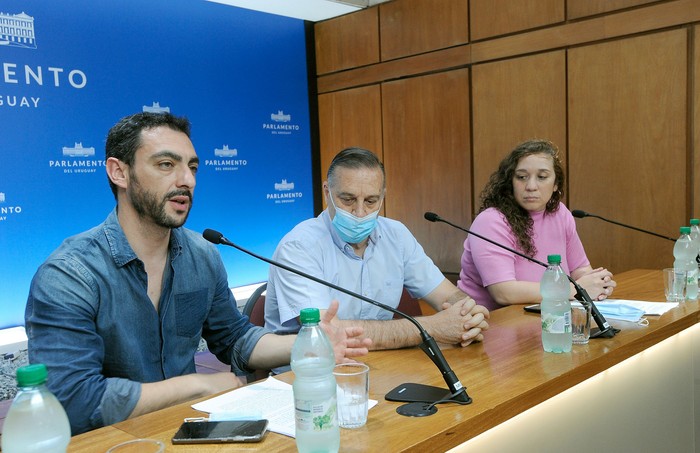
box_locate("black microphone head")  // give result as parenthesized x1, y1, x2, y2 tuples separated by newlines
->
(571, 209, 588, 219)
(424, 212, 440, 222)
(202, 229, 224, 245)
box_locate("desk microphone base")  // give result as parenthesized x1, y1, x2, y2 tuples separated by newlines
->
(396, 402, 438, 417)
(385, 383, 452, 403)
(385, 383, 472, 404)
(386, 383, 471, 417)
(590, 326, 620, 338)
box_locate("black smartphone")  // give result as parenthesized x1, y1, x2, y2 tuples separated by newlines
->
(523, 304, 541, 314)
(171, 420, 269, 444)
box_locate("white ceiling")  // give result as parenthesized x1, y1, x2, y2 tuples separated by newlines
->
(207, 0, 389, 22)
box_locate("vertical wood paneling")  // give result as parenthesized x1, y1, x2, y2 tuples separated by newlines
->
(694, 25, 700, 217)
(471, 51, 567, 214)
(314, 0, 696, 276)
(381, 69, 471, 272)
(470, 0, 565, 41)
(379, 0, 469, 61)
(314, 8, 379, 75)
(567, 0, 662, 20)
(568, 30, 688, 273)
(318, 85, 383, 206)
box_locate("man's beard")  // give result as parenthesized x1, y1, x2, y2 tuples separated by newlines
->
(128, 172, 193, 229)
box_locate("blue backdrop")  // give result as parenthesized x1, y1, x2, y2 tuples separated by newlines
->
(0, 0, 315, 329)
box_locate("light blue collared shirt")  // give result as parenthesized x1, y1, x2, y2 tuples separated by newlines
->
(264, 210, 445, 334)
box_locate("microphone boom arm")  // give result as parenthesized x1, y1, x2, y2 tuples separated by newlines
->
(202, 228, 471, 405)
(573, 210, 676, 242)
(218, 234, 424, 332)
(586, 214, 676, 242)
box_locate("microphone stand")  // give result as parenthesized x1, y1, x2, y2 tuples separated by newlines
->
(203, 229, 472, 417)
(424, 213, 619, 339)
(572, 209, 676, 242)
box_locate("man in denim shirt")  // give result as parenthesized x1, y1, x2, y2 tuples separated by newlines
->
(25, 112, 371, 435)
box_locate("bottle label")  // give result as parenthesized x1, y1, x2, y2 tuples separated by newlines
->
(294, 396, 337, 432)
(542, 311, 571, 334)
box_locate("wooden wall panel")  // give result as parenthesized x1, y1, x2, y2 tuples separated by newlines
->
(319, 1, 698, 93)
(381, 69, 471, 272)
(379, 0, 469, 61)
(694, 25, 700, 217)
(315, 8, 379, 75)
(567, 0, 662, 20)
(318, 45, 471, 94)
(471, 51, 567, 214)
(314, 0, 699, 278)
(568, 29, 688, 273)
(318, 85, 383, 207)
(470, 0, 565, 41)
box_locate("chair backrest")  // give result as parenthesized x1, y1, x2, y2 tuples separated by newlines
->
(395, 287, 423, 318)
(243, 282, 267, 327)
(241, 282, 271, 382)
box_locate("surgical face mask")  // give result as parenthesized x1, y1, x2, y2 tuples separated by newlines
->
(328, 190, 381, 244)
(595, 303, 647, 325)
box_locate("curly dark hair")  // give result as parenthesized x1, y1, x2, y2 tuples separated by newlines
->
(479, 139, 565, 257)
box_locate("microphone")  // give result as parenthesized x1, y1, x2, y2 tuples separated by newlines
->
(203, 228, 471, 417)
(572, 209, 676, 242)
(424, 212, 619, 339)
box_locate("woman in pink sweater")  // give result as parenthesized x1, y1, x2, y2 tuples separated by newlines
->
(458, 139, 616, 311)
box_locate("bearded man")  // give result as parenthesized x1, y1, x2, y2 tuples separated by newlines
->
(25, 112, 371, 434)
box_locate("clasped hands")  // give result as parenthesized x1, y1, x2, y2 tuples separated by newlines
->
(432, 297, 490, 347)
(577, 267, 617, 301)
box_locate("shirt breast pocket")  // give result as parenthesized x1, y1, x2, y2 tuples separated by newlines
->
(174, 289, 208, 338)
(366, 278, 404, 320)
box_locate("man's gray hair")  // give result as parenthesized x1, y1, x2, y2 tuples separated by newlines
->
(327, 147, 386, 189)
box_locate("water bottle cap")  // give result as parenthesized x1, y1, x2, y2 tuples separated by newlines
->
(680, 226, 691, 234)
(299, 307, 321, 324)
(691, 219, 700, 226)
(16, 363, 48, 387)
(546, 254, 561, 264)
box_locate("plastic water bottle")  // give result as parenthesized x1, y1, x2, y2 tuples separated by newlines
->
(674, 226, 697, 301)
(690, 218, 700, 266)
(291, 308, 339, 453)
(540, 254, 572, 353)
(1, 364, 71, 453)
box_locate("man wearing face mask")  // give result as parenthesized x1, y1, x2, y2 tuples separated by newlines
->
(264, 147, 490, 352)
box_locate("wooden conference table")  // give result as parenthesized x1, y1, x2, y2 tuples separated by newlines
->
(68, 269, 697, 452)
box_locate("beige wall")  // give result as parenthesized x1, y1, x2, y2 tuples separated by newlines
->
(315, 0, 699, 274)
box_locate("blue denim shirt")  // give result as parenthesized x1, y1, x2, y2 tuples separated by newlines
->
(25, 209, 268, 435)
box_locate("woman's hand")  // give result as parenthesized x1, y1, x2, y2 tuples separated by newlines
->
(575, 267, 617, 300)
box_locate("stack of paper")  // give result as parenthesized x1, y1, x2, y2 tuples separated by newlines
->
(193, 376, 378, 437)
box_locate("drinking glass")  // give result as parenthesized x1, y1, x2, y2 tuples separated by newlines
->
(663, 268, 686, 302)
(333, 363, 369, 429)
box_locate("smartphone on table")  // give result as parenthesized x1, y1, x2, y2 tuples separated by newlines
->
(171, 419, 269, 444)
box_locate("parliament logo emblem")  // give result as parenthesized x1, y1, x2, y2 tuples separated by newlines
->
(0, 12, 37, 49)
